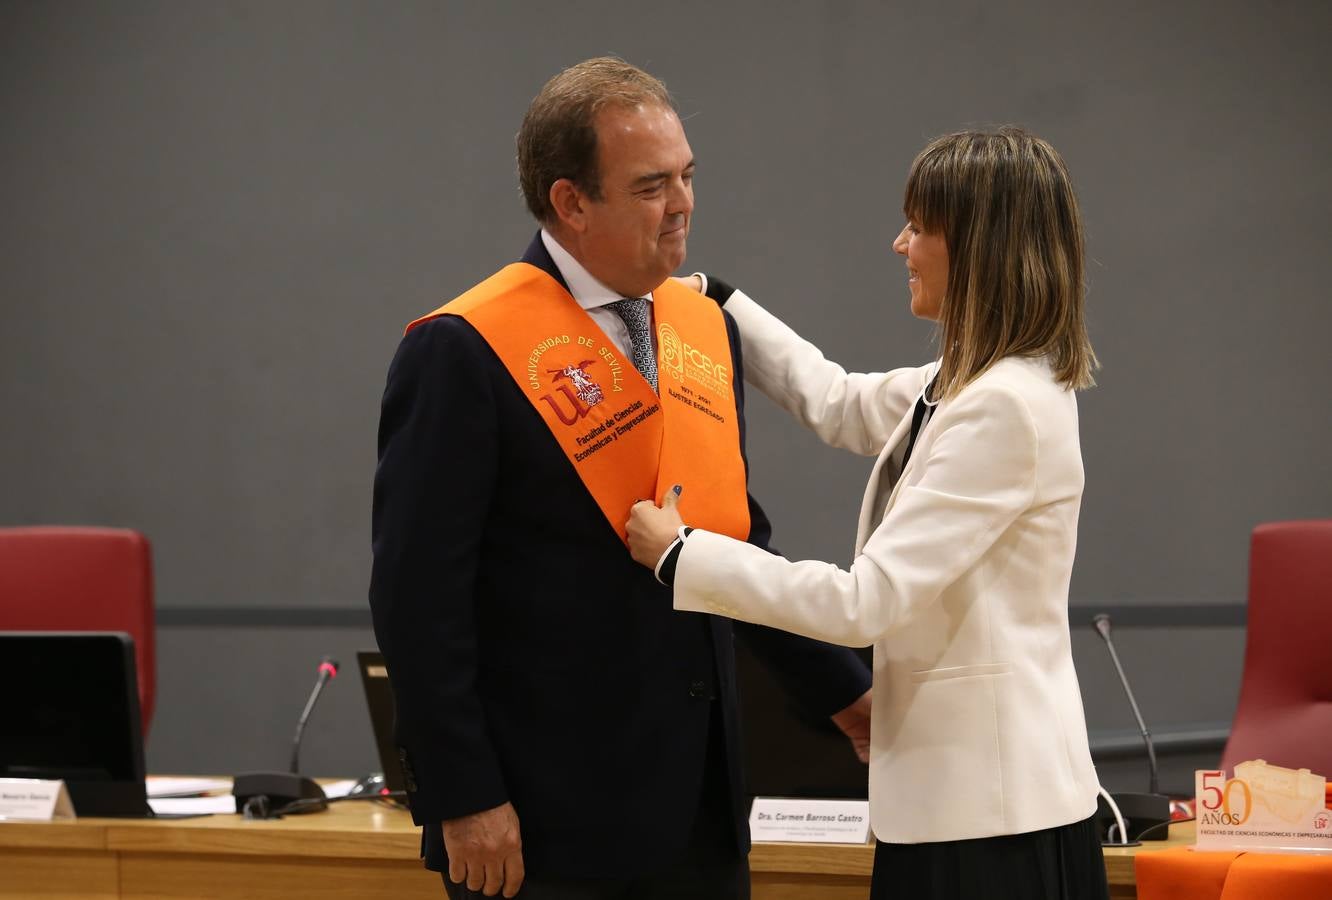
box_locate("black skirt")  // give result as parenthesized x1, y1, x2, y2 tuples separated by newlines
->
(870, 813, 1110, 900)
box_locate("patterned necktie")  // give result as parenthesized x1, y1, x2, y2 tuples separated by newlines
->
(605, 297, 658, 392)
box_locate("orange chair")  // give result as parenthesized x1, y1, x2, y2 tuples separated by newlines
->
(1219, 519, 1332, 778)
(0, 526, 156, 737)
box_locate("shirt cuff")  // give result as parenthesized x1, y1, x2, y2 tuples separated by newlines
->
(653, 526, 695, 586)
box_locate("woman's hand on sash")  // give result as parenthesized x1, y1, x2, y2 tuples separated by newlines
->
(670, 274, 703, 293)
(627, 485, 686, 568)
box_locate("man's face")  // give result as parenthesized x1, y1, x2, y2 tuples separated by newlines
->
(578, 104, 694, 297)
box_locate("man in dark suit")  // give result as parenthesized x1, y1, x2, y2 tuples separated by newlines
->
(369, 57, 870, 900)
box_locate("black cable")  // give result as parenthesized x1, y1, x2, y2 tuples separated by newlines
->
(240, 794, 274, 820)
(272, 790, 409, 818)
(331, 790, 408, 803)
(1135, 817, 1192, 841)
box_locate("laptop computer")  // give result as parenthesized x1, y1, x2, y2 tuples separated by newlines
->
(0, 631, 150, 816)
(356, 649, 408, 794)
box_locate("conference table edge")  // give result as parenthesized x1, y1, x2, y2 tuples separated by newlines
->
(1, 809, 1193, 887)
(0, 818, 110, 850)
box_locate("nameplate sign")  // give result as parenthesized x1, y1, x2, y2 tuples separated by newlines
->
(0, 778, 76, 821)
(749, 797, 871, 844)
(1196, 761, 1332, 854)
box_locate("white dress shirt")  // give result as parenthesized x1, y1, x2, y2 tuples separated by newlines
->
(540, 230, 655, 359)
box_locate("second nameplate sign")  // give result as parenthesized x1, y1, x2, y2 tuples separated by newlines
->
(749, 797, 872, 844)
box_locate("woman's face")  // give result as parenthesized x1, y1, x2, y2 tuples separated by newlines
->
(893, 221, 948, 321)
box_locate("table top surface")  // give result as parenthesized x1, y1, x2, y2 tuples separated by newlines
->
(0, 794, 1198, 884)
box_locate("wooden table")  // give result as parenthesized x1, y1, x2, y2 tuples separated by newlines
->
(1103, 822, 1196, 899)
(0, 801, 1192, 899)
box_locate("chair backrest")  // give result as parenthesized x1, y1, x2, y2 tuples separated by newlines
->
(1220, 520, 1332, 777)
(0, 526, 156, 737)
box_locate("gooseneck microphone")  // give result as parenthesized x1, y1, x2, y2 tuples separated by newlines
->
(290, 657, 339, 774)
(1091, 613, 1170, 844)
(232, 655, 340, 818)
(1092, 615, 1158, 794)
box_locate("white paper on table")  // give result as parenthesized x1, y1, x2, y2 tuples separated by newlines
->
(148, 795, 237, 815)
(322, 779, 358, 799)
(146, 778, 361, 815)
(145, 777, 233, 798)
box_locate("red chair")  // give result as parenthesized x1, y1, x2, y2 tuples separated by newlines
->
(1220, 520, 1332, 778)
(0, 526, 156, 737)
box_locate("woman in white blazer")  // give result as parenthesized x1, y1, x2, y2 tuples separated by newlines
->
(628, 128, 1108, 900)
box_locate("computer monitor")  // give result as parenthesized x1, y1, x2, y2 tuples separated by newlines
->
(0, 631, 149, 816)
(357, 649, 408, 793)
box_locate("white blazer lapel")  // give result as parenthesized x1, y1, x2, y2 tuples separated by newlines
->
(881, 394, 946, 514)
(854, 412, 915, 553)
(853, 366, 941, 553)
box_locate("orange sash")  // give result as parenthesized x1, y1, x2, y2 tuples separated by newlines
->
(407, 263, 751, 544)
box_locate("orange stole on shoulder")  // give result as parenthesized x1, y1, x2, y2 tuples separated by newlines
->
(407, 263, 750, 544)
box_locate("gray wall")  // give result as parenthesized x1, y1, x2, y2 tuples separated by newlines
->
(2, 1, 1328, 793)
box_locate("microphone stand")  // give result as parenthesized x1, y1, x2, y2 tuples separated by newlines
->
(290, 659, 338, 775)
(1091, 615, 1170, 844)
(1094, 615, 1159, 795)
(232, 657, 339, 817)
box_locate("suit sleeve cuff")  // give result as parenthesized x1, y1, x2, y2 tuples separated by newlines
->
(397, 735, 509, 825)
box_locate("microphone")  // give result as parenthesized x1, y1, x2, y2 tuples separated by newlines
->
(290, 657, 339, 774)
(1091, 613, 1170, 844)
(1092, 615, 1157, 794)
(232, 656, 340, 818)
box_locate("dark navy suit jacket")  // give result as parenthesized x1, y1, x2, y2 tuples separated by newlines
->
(369, 234, 870, 878)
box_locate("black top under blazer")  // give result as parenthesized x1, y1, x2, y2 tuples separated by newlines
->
(369, 234, 870, 878)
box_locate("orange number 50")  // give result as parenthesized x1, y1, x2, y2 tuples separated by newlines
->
(1221, 777, 1252, 825)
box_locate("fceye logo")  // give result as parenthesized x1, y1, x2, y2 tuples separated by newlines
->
(658, 323, 729, 397)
